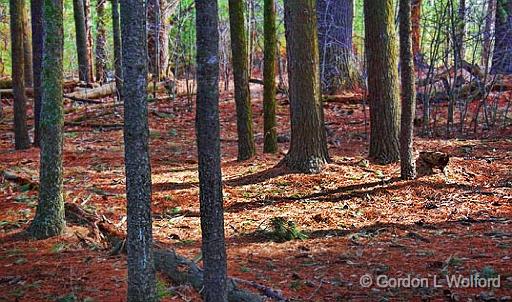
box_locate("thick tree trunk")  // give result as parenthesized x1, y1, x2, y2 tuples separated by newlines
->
(411, 0, 422, 62)
(263, 0, 278, 153)
(95, 0, 107, 84)
(283, 0, 330, 173)
(317, 0, 355, 93)
(491, 0, 512, 74)
(27, 0, 65, 239)
(456, 0, 466, 63)
(228, 0, 256, 161)
(22, 1, 33, 88)
(195, 1, 228, 301)
(364, 0, 401, 164)
(72, 0, 91, 82)
(399, 0, 417, 179)
(31, 0, 43, 146)
(111, 0, 123, 94)
(120, 0, 157, 300)
(9, 0, 31, 150)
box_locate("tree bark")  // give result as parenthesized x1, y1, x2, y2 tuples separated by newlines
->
(72, 0, 90, 82)
(364, 0, 401, 164)
(263, 0, 278, 153)
(491, 0, 512, 74)
(31, 0, 43, 146)
(95, 0, 107, 84)
(229, 0, 256, 161)
(22, 0, 33, 88)
(27, 0, 65, 239)
(83, 0, 94, 81)
(147, 0, 171, 80)
(317, 0, 355, 93)
(282, 0, 330, 173)
(120, 0, 157, 300)
(9, 0, 31, 150)
(482, 0, 496, 67)
(195, 1, 228, 301)
(111, 0, 123, 95)
(411, 0, 422, 62)
(399, 0, 417, 180)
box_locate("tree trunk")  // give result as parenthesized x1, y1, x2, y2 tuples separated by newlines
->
(282, 0, 330, 173)
(22, 0, 33, 88)
(147, 0, 171, 80)
(456, 0, 466, 62)
(83, 0, 95, 81)
(112, 0, 123, 95)
(95, 0, 107, 84)
(120, 0, 157, 300)
(317, 0, 355, 93)
(263, 0, 278, 153)
(482, 0, 496, 67)
(26, 0, 65, 239)
(9, 0, 31, 150)
(195, 1, 228, 301)
(72, 0, 91, 82)
(229, 0, 256, 161)
(31, 0, 43, 146)
(364, 0, 401, 164)
(411, 0, 422, 63)
(399, 0, 417, 179)
(491, 0, 512, 74)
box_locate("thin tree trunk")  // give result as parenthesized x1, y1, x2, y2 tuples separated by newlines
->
(263, 0, 278, 153)
(95, 0, 107, 84)
(195, 1, 228, 301)
(229, 0, 256, 161)
(364, 0, 401, 164)
(83, 0, 95, 81)
(9, 0, 30, 150)
(282, 0, 330, 173)
(31, 0, 43, 146)
(399, 0, 417, 179)
(482, 0, 496, 67)
(112, 0, 123, 94)
(120, 0, 157, 300)
(22, 0, 33, 88)
(27, 0, 65, 239)
(72, 0, 90, 82)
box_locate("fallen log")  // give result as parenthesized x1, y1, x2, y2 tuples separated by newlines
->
(323, 93, 364, 104)
(0, 88, 34, 98)
(249, 78, 288, 95)
(62, 202, 281, 301)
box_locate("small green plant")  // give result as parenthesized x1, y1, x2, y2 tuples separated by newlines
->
(156, 278, 173, 300)
(268, 217, 308, 242)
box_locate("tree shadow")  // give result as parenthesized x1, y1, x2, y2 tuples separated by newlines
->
(224, 163, 294, 187)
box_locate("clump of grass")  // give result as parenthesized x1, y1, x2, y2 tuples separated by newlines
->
(268, 217, 308, 242)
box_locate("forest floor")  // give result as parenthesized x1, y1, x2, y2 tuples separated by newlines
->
(0, 85, 511, 302)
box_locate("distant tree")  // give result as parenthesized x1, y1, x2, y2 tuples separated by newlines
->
(228, 0, 256, 161)
(482, 0, 496, 67)
(83, 0, 94, 81)
(111, 0, 123, 94)
(317, 0, 356, 94)
(411, 0, 422, 62)
(364, 0, 401, 164)
(95, 0, 107, 83)
(491, 0, 512, 74)
(399, 0, 417, 179)
(27, 0, 65, 239)
(282, 0, 330, 173)
(73, 0, 91, 82)
(120, 0, 157, 300)
(195, 0, 228, 301)
(22, 1, 33, 88)
(9, 0, 30, 150)
(31, 0, 43, 146)
(147, 0, 171, 80)
(263, 0, 278, 153)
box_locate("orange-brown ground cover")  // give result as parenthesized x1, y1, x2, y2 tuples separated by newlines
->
(0, 86, 511, 301)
